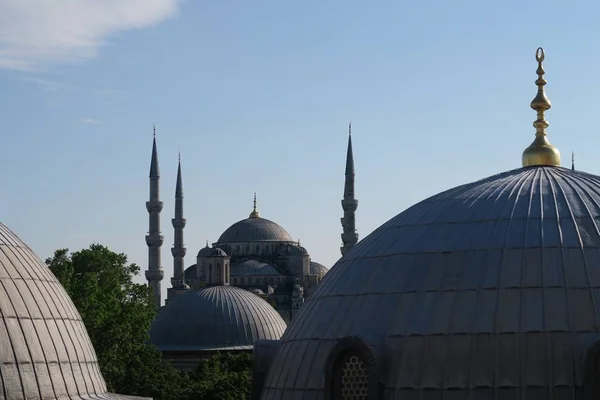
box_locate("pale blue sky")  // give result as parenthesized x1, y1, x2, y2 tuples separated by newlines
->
(1, 1, 600, 303)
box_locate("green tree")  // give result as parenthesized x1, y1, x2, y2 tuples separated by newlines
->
(46, 244, 188, 399)
(46, 244, 254, 400)
(192, 352, 253, 400)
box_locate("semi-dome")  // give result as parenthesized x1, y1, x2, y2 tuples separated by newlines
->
(232, 260, 283, 276)
(0, 222, 143, 399)
(259, 166, 600, 398)
(149, 285, 287, 352)
(217, 217, 294, 243)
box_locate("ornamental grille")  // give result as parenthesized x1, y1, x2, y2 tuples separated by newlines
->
(338, 354, 368, 400)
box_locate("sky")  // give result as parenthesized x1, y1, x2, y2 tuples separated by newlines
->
(1, 0, 600, 305)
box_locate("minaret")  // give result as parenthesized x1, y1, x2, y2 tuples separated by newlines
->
(340, 123, 359, 256)
(145, 127, 164, 309)
(169, 153, 188, 300)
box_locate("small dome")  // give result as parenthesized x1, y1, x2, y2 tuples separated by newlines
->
(309, 261, 328, 277)
(211, 247, 227, 257)
(0, 222, 134, 399)
(197, 245, 212, 257)
(218, 217, 294, 243)
(261, 166, 600, 398)
(251, 288, 265, 295)
(149, 285, 286, 352)
(197, 246, 227, 257)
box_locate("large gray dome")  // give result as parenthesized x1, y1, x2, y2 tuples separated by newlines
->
(0, 222, 143, 399)
(149, 285, 287, 351)
(260, 166, 600, 399)
(217, 217, 294, 243)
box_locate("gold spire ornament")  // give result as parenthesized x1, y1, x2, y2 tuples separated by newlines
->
(522, 47, 561, 167)
(249, 192, 260, 218)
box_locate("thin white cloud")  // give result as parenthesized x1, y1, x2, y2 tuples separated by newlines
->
(0, 0, 180, 70)
(21, 76, 74, 91)
(81, 118, 101, 124)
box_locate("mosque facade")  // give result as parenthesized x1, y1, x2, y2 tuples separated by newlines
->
(251, 48, 600, 400)
(144, 126, 359, 323)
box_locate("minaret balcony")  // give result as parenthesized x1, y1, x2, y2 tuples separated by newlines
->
(171, 218, 187, 228)
(341, 198, 358, 210)
(145, 234, 164, 246)
(341, 232, 359, 243)
(171, 247, 187, 257)
(145, 268, 164, 281)
(146, 201, 164, 212)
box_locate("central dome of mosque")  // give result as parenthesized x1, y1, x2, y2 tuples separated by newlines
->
(217, 195, 296, 243)
(218, 217, 295, 243)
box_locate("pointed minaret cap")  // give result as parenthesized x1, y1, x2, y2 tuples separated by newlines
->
(249, 192, 260, 218)
(175, 152, 183, 197)
(149, 125, 160, 178)
(345, 122, 355, 176)
(571, 151, 575, 171)
(522, 47, 561, 167)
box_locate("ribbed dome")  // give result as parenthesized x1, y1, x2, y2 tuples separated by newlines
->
(0, 222, 139, 399)
(261, 166, 600, 399)
(217, 217, 294, 243)
(309, 261, 328, 277)
(149, 285, 286, 351)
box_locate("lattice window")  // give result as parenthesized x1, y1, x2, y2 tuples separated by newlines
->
(335, 353, 369, 400)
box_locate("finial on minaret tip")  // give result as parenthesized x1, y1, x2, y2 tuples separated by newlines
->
(153, 124, 156, 138)
(349, 121, 351, 136)
(205, 240, 209, 247)
(572, 151, 575, 171)
(249, 192, 260, 218)
(522, 47, 561, 167)
(178, 151, 181, 162)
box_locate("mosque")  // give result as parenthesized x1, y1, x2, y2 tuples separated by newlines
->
(251, 48, 600, 400)
(144, 119, 359, 366)
(143, 125, 358, 322)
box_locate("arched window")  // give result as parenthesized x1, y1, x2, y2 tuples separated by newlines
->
(256, 244, 260, 252)
(332, 351, 369, 400)
(208, 264, 213, 283)
(326, 337, 379, 400)
(246, 244, 250, 252)
(265, 245, 269, 253)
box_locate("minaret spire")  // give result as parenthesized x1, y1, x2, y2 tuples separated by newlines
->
(169, 153, 187, 299)
(341, 122, 359, 256)
(572, 151, 575, 171)
(522, 47, 561, 167)
(145, 127, 164, 309)
(249, 192, 260, 218)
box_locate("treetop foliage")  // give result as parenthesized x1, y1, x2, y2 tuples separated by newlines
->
(46, 244, 252, 400)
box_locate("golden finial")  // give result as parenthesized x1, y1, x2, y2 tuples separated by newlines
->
(249, 192, 260, 218)
(522, 47, 561, 167)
